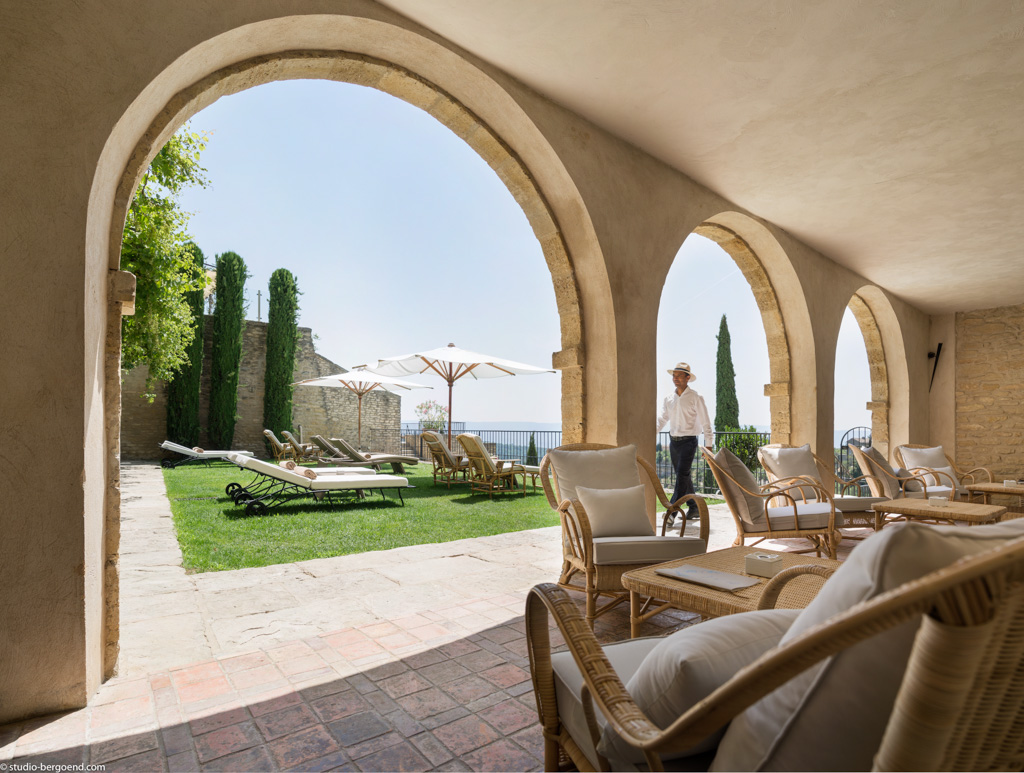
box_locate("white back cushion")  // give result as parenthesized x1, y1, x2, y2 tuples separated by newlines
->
(712, 518, 1024, 772)
(759, 444, 821, 500)
(546, 445, 641, 503)
(900, 446, 961, 492)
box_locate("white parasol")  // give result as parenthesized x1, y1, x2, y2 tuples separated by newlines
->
(293, 371, 431, 448)
(357, 343, 553, 446)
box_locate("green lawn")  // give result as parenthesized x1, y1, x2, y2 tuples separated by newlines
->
(162, 463, 560, 573)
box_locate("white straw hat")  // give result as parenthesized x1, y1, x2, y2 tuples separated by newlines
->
(667, 362, 696, 381)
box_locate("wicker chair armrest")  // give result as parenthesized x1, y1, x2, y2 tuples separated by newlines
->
(558, 499, 593, 565)
(662, 494, 710, 544)
(757, 565, 837, 610)
(907, 466, 958, 490)
(837, 473, 881, 492)
(760, 480, 832, 503)
(960, 466, 993, 484)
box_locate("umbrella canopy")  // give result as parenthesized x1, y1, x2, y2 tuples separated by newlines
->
(357, 343, 553, 445)
(293, 371, 431, 448)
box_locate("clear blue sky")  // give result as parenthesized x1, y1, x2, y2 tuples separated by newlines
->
(178, 80, 871, 432)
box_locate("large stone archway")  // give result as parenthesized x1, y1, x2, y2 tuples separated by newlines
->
(691, 213, 817, 447)
(847, 286, 910, 457)
(88, 18, 607, 683)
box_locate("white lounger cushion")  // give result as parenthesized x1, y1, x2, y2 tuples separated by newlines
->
(162, 441, 254, 458)
(244, 459, 404, 489)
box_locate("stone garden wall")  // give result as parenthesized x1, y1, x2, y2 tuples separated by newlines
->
(121, 318, 400, 459)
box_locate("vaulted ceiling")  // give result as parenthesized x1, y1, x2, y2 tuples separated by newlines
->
(379, 0, 1024, 314)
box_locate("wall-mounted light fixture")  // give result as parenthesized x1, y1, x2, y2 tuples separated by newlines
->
(928, 342, 943, 391)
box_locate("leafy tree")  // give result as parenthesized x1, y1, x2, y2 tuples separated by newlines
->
(263, 269, 301, 437)
(165, 242, 206, 446)
(526, 433, 539, 466)
(208, 252, 248, 449)
(415, 400, 449, 432)
(715, 425, 765, 474)
(120, 125, 209, 397)
(714, 314, 740, 432)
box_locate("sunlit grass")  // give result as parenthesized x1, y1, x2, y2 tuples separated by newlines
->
(162, 462, 559, 573)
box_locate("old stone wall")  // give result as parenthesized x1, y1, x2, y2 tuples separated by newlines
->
(121, 318, 401, 459)
(955, 303, 1024, 478)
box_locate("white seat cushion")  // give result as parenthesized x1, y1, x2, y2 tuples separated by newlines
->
(577, 484, 654, 538)
(747, 502, 839, 533)
(712, 518, 1024, 772)
(309, 473, 407, 491)
(592, 536, 706, 565)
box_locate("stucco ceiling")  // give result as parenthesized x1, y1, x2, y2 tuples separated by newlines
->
(377, 0, 1024, 314)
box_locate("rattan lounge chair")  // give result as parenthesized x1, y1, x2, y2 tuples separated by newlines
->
(758, 443, 887, 538)
(328, 435, 419, 474)
(849, 444, 956, 501)
(703, 445, 840, 559)
(894, 443, 993, 499)
(525, 518, 1024, 772)
(225, 454, 407, 516)
(159, 440, 254, 468)
(420, 430, 471, 487)
(457, 433, 529, 497)
(263, 429, 295, 462)
(311, 435, 387, 469)
(540, 443, 709, 628)
(280, 429, 319, 461)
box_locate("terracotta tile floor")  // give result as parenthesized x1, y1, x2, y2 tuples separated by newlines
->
(0, 589, 698, 771)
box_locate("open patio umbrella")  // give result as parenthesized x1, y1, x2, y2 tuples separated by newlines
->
(357, 343, 553, 446)
(293, 371, 431, 448)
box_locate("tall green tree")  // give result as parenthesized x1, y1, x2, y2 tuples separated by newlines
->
(120, 125, 209, 397)
(526, 433, 539, 466)
(715, 314, 740, 432)
(208, 252, 248, 449)
(263, 269, 301, 437)
(165, 243, 206, 446)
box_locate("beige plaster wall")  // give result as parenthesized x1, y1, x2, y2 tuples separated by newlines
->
(0, 0, 937, 722)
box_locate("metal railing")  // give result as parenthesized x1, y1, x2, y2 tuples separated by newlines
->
(654, 430, 772, 496)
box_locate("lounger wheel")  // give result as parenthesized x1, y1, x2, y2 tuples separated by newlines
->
(225, 482, 241, 496)
(245, 500, 268, 517)
(161, 459, 173, 468)
(232, 489, 252, 504)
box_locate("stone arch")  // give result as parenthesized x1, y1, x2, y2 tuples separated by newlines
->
(690, 212, 817, 447)
(88, 16, 609, 676)
(846, 286, 909, 457)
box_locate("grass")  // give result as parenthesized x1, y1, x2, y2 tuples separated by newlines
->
(162, 462, 560, 573)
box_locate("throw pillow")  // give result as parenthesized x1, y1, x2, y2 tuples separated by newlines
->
(575, 484, 653, 538)
(712, 447, 766, 526)
(598, 609, 800, 765)
(759, 444, 821, 501)
(712, 518, 1024, 772)
(893, 467, 924, 492)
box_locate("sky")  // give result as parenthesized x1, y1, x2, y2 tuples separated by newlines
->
(177, 79, 871, 432)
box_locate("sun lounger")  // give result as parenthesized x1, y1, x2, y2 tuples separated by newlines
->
(225, 455, 409, 516)
(327, 436, 419, 474)
(223, 453, 375, 503)
(159, 441, 254, 468)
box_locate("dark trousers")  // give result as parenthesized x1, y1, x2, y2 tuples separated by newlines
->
(669, 435, 699, 512)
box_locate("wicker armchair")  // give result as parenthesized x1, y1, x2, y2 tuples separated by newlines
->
(703, 445, 840, 559)
(894, 443, 993, 498)
(457, 433, 526, 497)
(849, 444, 955, 500)
(540, 443, 709, 629)
(420, 430, 471, 487)
(526, 524, 1024, 772)
(758, 443, 887, 537)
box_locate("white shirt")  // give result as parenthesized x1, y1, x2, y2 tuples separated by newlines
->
(657, 386, 712, 438)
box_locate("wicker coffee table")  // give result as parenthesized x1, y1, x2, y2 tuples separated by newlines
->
(967, 482, 1024, 518)
(871, 498, 1006, 529)
(620, 547, 840, 637)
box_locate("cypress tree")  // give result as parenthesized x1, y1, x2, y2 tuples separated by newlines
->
(715, 314, 740, 432)
(526, 433, 539, 466)
(263, 268, 301, 437)
(165, 242, 206, 446)
(208, 251, 248, 449)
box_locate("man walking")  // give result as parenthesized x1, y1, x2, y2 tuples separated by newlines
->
(657, 362, 712, 526)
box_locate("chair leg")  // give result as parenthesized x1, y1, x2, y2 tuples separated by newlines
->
(585, 588, 597, 630)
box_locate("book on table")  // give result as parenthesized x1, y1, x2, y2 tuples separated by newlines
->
(654, 565, 760, 592)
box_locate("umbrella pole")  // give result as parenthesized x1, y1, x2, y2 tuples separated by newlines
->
(447, 382, 454, 448)
(358, 395, 363, 449)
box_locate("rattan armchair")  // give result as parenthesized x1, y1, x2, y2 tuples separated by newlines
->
(540, 443, 709, 629)
(703, 445, 840, 559)
(894, 443, 993, 496)
(849, 444, 954, 500)
(457, 432, 526, 497)
(526, 531, 1024, 772)
(263, 429, 296, 462)
(758, 443, 886, 537)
